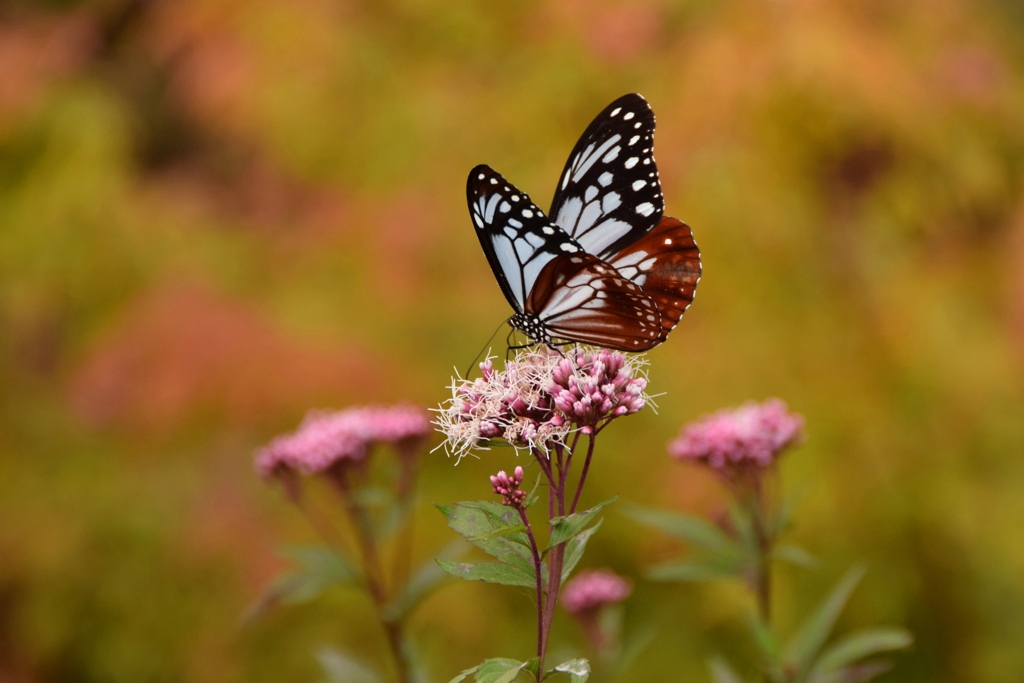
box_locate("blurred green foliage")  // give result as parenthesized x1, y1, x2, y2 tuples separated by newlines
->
(2, 0, 1024, 681)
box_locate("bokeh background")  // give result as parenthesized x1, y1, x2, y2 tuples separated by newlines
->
(3, 0, 1024, 680)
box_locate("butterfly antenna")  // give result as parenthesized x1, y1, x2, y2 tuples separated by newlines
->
(464, 319, 508, 379)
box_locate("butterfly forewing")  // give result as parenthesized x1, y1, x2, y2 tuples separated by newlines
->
(607, 216, 702, 342)
(525, 253, 663, 351)
(549, 93, 665, 261)
(467, 165, 585, 314)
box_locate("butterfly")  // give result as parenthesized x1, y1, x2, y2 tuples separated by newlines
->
(468, 93, 702, 352)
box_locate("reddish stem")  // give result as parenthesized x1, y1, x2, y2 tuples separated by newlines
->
(517, 507, 546, 665)
(569, 434, 596, 514)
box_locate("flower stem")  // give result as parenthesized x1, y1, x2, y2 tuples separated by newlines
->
(392, 454, 419, 590)
(747, 478, 773, 624)
(330, 467, 412, 683)
(569, 434, 596, 514)
(518, 507, 546, 665)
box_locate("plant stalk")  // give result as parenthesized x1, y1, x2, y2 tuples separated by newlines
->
(330, 467, 412, 683)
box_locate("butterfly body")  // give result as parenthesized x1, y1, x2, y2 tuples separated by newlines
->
(468, 94, 701, 352)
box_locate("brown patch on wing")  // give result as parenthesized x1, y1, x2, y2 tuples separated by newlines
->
(525, 253, 663, 351)
(608, 216, 701, 342)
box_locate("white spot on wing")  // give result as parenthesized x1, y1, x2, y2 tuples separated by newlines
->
(499, 201, 511, 213)
(602, 192, 621, 213)
(576, 201, 603, 236)
(602, 146, 621, 163)
(473, 214, 483, 229)
(610, 107, 621, 116)
(585, 186, 598, 202)
(632, 180, 646, 191)
(636, 202, 655, 217)
(515, 238, 533, 262)
(598, 172, 613, 187)
(625, 157, 639, 169)
(623, 111, 635, 120)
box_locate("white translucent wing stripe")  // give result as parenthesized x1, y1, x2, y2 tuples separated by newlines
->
(569, 134, 622, 184)
(491, 233, 525, 309)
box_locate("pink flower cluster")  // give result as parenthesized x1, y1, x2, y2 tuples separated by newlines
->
(436, 348, 649, 459)
(668, 399, 805, 471)
(549, 349, 647, 433)
(255, 404, 431, 479)
(490, 466, 526, 508)
(561, 569, 633, 616)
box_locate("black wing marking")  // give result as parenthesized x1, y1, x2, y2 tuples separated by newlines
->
(548, 93, 665, 261)
(467, 164, 584, 314)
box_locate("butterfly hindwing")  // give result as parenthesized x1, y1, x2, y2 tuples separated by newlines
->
(525, 253, 663, 351)
(549, 93, 664, 261)
(467, 165, 585, 314)
(606, 216, 702, 342)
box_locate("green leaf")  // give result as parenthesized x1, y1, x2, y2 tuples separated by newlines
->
(707, 656, 746, 683)
(783, 566, 866, 669)
(560, 520, 602, 582)
(437, 560, 537, 588)
(548, 497, 617, 549)
(553, 658, 590, 682)
(811, 628, 913, 674)
(437, 502, 535, 575)
(745, 612, 781, 664)
(774, 544, 818, 569)
(383, 541, 463, 622)
(258, 545, 359, 610)
(646, 556, 744, 582)
(448, 665, 480, 683)
(317, 647, 381, 683)
(622, 505, 738, 554)
(475, 658, 530, 683)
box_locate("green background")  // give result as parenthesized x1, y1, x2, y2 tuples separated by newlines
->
(2, 0, 1024, 680)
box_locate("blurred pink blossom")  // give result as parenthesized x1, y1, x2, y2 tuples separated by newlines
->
(436, 347, 649, 460)
(255, 404, 430, 479)
(490, 466, 526, 508)
(561, 568, 632, 616)
(668, 399, 804, 471)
